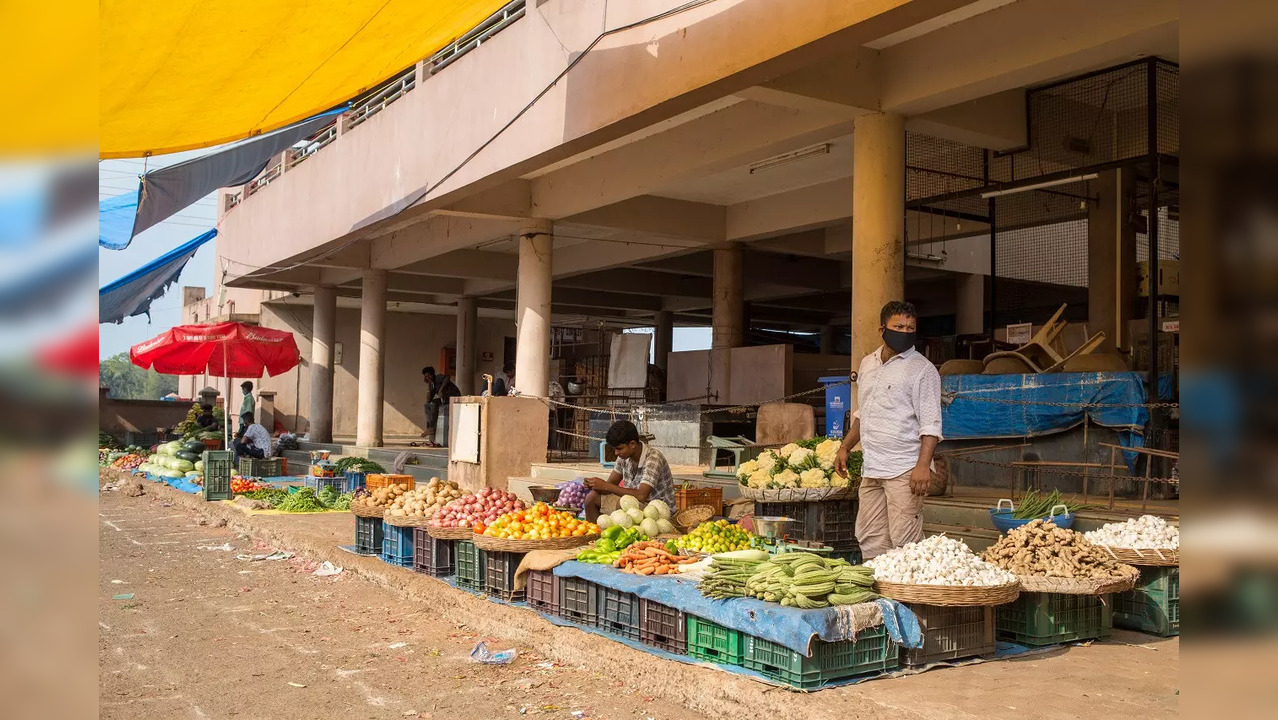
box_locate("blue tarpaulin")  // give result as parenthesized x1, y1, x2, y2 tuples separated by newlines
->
(99, 229, 217, 324)
(941, 371, 1148, 445)
(553, 561, 922, 656)
(98, 191, 140, 251)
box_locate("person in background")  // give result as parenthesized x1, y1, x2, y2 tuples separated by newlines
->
(582, 420, 675, 523)
(834, 300, 942, 560)
(421, 366, 461, 446)
(195, 403, 219, 431)
(239, 381, 255, 425)
(491, 362, 515, 397)
(233, 411, 273, 462)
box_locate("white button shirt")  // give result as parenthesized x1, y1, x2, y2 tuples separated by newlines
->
(853, 346, 943, 479)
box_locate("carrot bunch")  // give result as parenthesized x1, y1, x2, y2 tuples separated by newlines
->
(613, 541, 700, 575)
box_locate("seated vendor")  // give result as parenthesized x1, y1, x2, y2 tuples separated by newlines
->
(232, 411, 273, 462)
(584, 420, 675, 522)
(195, 403, 219, 431)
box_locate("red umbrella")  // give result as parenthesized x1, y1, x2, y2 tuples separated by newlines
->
(131, 322, 300, 444)
(130, 321, 300, 377)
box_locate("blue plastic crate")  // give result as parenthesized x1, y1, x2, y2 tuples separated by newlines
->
(380, 522, 414, 567)
(344, 470, 368, 493)
(304, 475, 345, 494)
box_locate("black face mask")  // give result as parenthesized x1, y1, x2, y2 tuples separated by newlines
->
(882, 328, 916, 353)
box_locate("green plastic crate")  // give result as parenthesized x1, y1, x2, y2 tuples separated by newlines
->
(1113, 566, 1179, 637)
(996, 592, 1112, 646)
(686, 616, 744, 665)
(743, 625, 899, 689)
(201, 450, 233, 501)
(902, 603, 995, 666)
(454, 540, 486, 592)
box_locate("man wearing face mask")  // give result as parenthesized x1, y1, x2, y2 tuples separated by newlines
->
(833, 301, 942, 559)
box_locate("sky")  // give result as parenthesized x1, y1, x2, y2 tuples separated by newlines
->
(98, 151, 218, 359)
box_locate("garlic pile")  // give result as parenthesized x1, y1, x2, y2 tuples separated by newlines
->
(865, 535, 1017, 587)
(1084, 514, 1179, 549)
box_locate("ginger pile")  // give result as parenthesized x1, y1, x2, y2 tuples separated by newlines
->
(982, 519, 1132, 580)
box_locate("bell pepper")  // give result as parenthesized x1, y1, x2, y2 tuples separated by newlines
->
(596, 538, 617, 553)
(602, 525, 624, 541)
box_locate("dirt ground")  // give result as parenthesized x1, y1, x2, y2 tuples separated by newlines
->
(99, 472, 1179, 720)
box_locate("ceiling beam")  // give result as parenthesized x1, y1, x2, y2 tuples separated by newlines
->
(564, 195, 726, 243)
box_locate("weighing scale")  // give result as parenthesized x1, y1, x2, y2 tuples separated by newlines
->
(751, 515, 835, 556)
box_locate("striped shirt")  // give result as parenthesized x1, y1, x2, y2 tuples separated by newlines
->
(616, 444, 675, 508)
(242, 423, 274, 458)
(853, 346, 943, 479)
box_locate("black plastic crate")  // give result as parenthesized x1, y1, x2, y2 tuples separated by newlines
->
(639, 599, 686, 654)
(808, 500, 858, 549)
(412, 528, 454, 577)
(755, 502, 808, 540)
(596, 586, 641, 640)
(239, 457, 283, 478)
(454, 540, 486, 592)
(202, 450, 233, 501)
(484, 550, 528, 602)
(381, 522, 414, 568)
(354, 516, 384, 555)
(558, 577, 597, 625)
(527, 570, 560, 615)
(902, 603, 995, 666)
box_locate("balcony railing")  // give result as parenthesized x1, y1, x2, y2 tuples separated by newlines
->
(225, 0, 527, 213)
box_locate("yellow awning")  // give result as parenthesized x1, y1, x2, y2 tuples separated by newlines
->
(100, 0, 509, 159)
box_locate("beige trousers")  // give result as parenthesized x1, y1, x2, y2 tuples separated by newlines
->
(855, 470, 925, 560)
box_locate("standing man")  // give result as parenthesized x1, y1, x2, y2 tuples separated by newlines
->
(421, 366, 461, 446)
(239, 381, 256, 424)
(834, 301, 942, 560)
(582, 420, 676, 522)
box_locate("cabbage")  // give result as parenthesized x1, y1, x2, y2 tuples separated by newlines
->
(645, 499, 671, 520)
(610, 509, 633, 528)
(626, 507, 645, 525)
(656, 519, 675, 534)
(619, 495, 641, 511)
(596, 514, 613, 530)
(640, 518, 661, 537)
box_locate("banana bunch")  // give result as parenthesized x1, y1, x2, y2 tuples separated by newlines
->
(745, 552, 879, 609)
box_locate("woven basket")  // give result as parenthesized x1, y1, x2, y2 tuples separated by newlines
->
(472, 533, 598, 552)
(1096, 546, 1179, 567)
(874, 580, 1021, 607)
(674, 505, 715, 532)
(425, 524, 474, 540)
(383, 512, 440, 528)
(737, 484, 857, 503)
(1016, 564, 1140, 595)
(350, 503, 386, 519)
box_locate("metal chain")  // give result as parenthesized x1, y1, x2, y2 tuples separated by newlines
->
(552, 428, 704, 451)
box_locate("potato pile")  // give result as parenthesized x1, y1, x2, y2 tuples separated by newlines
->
(387, 477, 463, 519)
(351, 482, 410, 511)
(982, 519, 1133, 580)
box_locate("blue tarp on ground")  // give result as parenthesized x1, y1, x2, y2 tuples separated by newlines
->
(553, 561, 922, 656)
(941, 372, 1149, 450)
(98, 229, 217, 324)
(145, 472, 202, 495)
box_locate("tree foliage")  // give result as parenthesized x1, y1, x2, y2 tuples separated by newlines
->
(99, 352, 179, 400)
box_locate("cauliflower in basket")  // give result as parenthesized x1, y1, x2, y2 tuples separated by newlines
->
(736, 459, 760, 483)
(755, 450, 778, 474)
(772, 469, 800, 489)
(787, 447, 816, 470)
(747, 470, 772, 489)
(815, 438, 841, 470)
(775, 443, 801, 461)
(799, 468, 829, 488)
(830, 472, 851, 488)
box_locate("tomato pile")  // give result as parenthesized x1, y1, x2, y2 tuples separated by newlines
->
(477, 502, 599, 540)
(231, 478, 268, 494)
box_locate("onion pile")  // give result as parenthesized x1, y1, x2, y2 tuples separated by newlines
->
(556, 480, 588, 509)
(429, 487, 526, 528)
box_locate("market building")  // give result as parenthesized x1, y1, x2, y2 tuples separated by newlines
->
(178, 0, 1179, 499)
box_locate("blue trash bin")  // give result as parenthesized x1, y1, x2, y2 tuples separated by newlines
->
(819, 376, 852, 438)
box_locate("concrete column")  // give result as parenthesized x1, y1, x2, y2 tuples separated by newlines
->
(820, 325, 838, 355)
(955, 273, 985, 336)
(851, 112, 906, 363)
(308, 284, 337, 443)
(258, 391, 277, 433)
(653, 310, 673, 372)
(1087, 168, 1137, 353)
(455, 297, 478, 395)
(356, 269, 387, 447)
(710, 243, 744, 404)
(515, 220, 554, 397)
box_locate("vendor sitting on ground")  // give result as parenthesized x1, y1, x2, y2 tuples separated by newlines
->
(195, 403, 219, 431)
(232, 411, 273, 462)
(583, 420, 675, 522)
